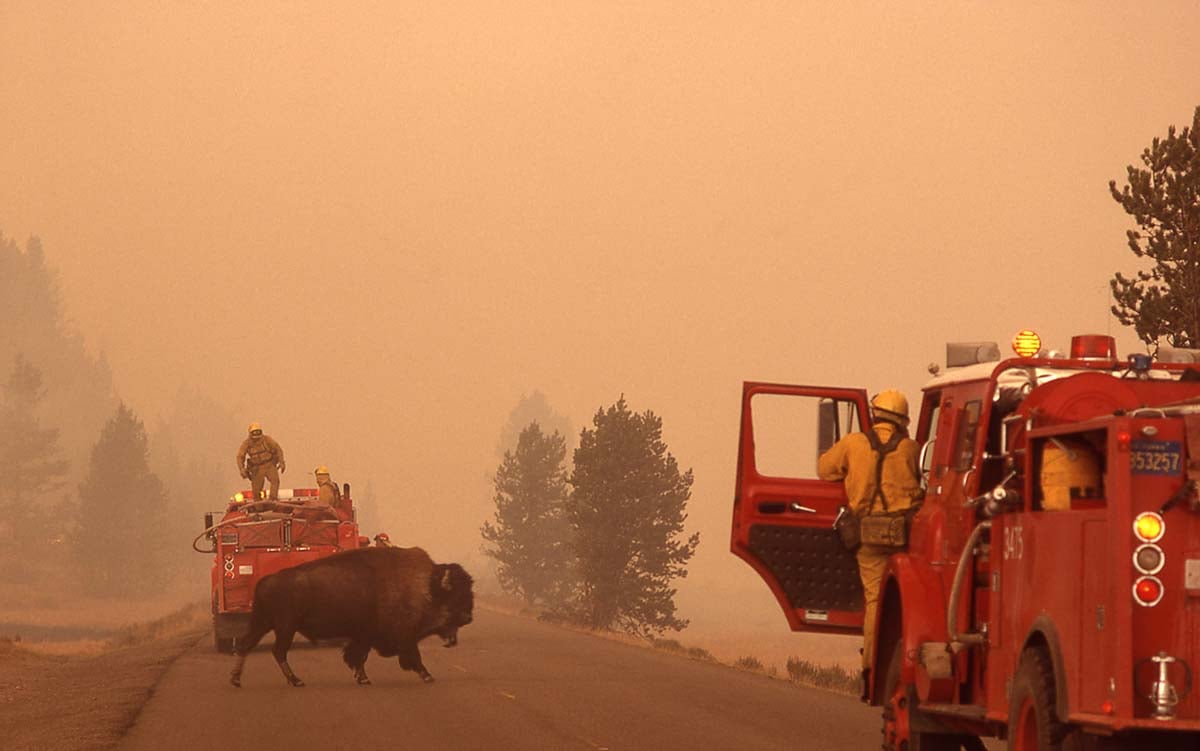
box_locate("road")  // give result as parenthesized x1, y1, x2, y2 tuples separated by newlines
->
(118, 607, 885, 751)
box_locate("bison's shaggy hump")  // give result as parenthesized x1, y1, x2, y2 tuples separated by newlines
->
(230, 546, 474, 688)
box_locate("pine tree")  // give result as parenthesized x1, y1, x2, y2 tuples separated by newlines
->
(496, 391, 573, 459)
(0, 355, 69, 550)
(1110, 105, 1200, 352)
(76, 403, 171, 596)
(481, 422, 574, 606)
(566, 397, 699, 636)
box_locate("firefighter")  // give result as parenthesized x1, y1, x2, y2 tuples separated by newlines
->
(374, 532, 392, 547)
(314, 465, 342, 508)
(818, 389, 923, 697)
(236, 423, 286, 500)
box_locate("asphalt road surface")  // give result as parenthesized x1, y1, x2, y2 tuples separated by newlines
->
(119, 608, 886, 751)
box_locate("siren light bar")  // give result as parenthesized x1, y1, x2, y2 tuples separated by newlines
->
(231, 488, 321, 503)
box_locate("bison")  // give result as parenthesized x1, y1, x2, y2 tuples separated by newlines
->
(230, 546, 473, 688)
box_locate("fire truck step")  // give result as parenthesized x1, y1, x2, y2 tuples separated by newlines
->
(919, 703, 988, 721)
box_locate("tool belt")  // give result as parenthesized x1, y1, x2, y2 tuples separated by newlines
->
(860, 510, 911, 548)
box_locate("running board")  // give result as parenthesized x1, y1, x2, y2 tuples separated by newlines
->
(920, 703, 988, 721)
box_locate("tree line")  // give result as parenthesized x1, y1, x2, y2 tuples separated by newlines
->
(481, 396, 699, 637)
(0, 233, 238, 598)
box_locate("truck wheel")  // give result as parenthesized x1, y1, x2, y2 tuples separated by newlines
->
(880, 641, 964, 751)
(1008, 648, 1064, 751)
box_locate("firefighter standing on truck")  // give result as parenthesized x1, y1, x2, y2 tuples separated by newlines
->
(236, 423, 286, 500)
(818, 389, 923, 696)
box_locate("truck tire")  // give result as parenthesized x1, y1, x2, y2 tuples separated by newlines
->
(880, 640, 966, 751)
(212, 594, 234, 653)
(1008, 648, 1065, 751)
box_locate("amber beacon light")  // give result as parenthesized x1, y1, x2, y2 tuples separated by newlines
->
(1012, 329, 1041, 357)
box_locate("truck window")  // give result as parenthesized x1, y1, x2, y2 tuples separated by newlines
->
(750, 393, 859, 479)
(918, 394, 942, 477)
(954, 400, 983, 471)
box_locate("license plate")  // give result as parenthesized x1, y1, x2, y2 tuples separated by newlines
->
(1130, 440, 1182, 475)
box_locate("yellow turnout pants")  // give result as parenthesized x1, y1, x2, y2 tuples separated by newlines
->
(250, 464, 281, 500)
(857, 543, 892, 669)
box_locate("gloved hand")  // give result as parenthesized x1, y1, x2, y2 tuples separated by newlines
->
(240, 469, 249, 480)
(279, 461, 286, 474)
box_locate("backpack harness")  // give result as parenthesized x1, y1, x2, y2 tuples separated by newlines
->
(863, 427, 905, 514)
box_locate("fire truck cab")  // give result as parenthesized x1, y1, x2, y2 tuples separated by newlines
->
(197, 485, 367, 652)
(732, 334, 1200, 750)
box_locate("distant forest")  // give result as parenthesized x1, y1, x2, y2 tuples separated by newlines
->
(0, 232, 237, 598)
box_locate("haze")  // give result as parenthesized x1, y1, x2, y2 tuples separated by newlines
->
(2, 2, 1198, 656)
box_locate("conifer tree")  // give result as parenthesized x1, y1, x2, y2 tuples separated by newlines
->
(496, 391, 573, 459)
(0, 356, 69, 550)
(76, 403, 171, 595)
(481, 422, 573, 606)
(1110, 106, 1200, 351)
(566, 397, 698, 636)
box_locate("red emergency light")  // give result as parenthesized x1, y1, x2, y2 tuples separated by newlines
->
(1133, 576, 1164, 607)
(1070, 335, 1117, 361)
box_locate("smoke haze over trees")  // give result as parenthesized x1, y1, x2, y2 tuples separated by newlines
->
(1110, 105, 1200, 352)
(0, 233, 115, 490)
(496, 391, 573, 460)
(148, 387, 242, 581)
(0, 356, 70, 569)
(0, 232, 241, 599)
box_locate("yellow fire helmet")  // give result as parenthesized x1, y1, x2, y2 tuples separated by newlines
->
(248, 422, 263, 435)
(1040, 438, 1101, 511)
(870, 389, 910, 426)
(314, 465, 330, 476)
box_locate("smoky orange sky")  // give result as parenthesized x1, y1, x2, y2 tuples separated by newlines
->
(2, 3, 1198, 641)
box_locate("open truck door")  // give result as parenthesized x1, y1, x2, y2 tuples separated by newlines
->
(731, 382, 871, 633)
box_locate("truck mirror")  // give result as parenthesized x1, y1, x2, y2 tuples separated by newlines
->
(204, 512, 215, 538)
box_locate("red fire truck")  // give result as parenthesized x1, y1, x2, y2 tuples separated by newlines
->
(732, 333, 1200, 750)
(195, 485, 368, 652)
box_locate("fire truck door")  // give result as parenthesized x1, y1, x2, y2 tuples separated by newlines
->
(732, 382, 871, 633)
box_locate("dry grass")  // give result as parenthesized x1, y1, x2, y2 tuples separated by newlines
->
(105, 601, 209, 648)
(0, 602, 208, 751)
(478, 593, 855, 694)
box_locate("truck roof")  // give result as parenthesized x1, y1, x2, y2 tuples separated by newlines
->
(921, 358, 1178, 392)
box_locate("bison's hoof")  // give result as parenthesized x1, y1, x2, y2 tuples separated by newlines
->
(288, 678, 305, 687)
(356, 677, 371, 686)
(421, 673, 435, 684)
(230, 676, 241, 688)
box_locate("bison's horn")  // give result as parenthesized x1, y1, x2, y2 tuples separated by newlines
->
(441, 569, 452, 590)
